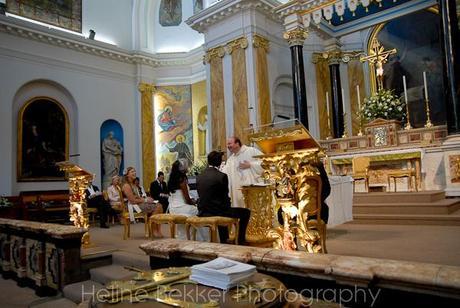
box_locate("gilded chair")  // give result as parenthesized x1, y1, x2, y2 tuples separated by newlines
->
(387, 159, 418, 192)
(352, 156, 371, 192)
(117, 186, 149, 240)
(185, 216, 239, 244)
(149, 213, 188, 239)
(296, 175, 327, 254)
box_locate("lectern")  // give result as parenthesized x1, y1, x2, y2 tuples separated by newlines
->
(56, 161, 94, 247)
(246, 120, 327, 253)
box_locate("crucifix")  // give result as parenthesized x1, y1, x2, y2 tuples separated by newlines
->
(360, 38, 397, 92)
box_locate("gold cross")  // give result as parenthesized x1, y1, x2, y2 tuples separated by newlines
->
(360, 38, 397, 91)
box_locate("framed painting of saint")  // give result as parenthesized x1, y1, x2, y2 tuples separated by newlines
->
(17, 97, 69, 181)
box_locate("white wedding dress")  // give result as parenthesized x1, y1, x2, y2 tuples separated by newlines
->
(169, 190, 207, 241)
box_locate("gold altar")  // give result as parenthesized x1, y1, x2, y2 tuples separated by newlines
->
(242, 121, 326, 253)
(56, 161, 93, 247)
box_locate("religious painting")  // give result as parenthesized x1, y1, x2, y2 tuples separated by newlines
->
(100, 120, 124, 190)
(193, 0, 203, 14)
(6, 0, 82, 32)
(17, 97, 68, 181)
(449, 155, 460, 184)
(373, 8, 446, 128)
(159, 0, 182, 27)
(154, 86, 194, 177)
(197, 106, 208, 157)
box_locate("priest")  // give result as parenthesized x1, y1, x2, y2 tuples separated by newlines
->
(222, 136, 264, 208)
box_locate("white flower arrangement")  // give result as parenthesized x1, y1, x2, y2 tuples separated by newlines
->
(0, 196, 12, 208)
(361, 89, 406, 122)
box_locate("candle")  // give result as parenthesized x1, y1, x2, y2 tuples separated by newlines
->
(326, 91, 330, 118)
(423, 71, 429, 101)
(341, 87, 346, 115)
(403, 75, 408, 104)
(356, 85, 361, 111)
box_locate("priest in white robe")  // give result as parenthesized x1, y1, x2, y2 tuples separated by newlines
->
(222, 136, 264, 208)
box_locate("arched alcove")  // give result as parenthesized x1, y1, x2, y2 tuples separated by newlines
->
(272, 75, 295, 121)
(100, 120, 124, 190)
(12, 79, 78, 191)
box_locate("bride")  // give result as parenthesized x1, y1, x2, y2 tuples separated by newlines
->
(167, 159, 205, 240)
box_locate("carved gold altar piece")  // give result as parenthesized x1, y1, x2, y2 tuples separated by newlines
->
(56, 161, 93, 247)
(248, 122, 326, 253)
(241, 185, 275, 247)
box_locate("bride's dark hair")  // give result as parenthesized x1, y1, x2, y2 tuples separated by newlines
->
(167, 160, 188, 193)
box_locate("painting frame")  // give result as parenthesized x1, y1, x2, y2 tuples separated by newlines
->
(17, 96, 69, 182)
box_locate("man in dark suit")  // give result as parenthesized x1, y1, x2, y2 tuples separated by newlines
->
(150, 171, 169, 213)
(197, 151, 250, 245)
(85, 181, 110, 228)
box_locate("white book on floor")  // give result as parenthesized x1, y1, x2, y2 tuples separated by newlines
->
(190, 257, 256, 289)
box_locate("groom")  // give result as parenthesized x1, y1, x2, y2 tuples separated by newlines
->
(196, 151, 250, 245)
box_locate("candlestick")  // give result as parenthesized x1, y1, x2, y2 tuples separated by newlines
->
(423, 71, 429, 101)
(341, 88, 348, 138)
(425, 98, 433, 128)
(403, 75, 412, 130)
(326, 92, 332, 139)
(356, 85, 363, 136)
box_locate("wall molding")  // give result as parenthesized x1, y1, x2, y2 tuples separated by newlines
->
(0, 15, 205, 68)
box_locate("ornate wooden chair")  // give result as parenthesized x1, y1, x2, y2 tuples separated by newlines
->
(117, 186, 149, 240)
(149, 213, 188, 239)
(387, 160, 418, 192)
(351, 156, 371, 192)
(185, 216, 239, 244)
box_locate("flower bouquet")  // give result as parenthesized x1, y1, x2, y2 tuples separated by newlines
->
(361, 89, 405, 122)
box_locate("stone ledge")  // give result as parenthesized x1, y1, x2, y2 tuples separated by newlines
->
(139, 239, 460, 299)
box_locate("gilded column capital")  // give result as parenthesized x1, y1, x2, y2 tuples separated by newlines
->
(225, 37, 248, 55)
(252, 34, 270, 53)
(283, 27, 308, 47)
(203, 46, 226, 63)
(138, 83, 155, 94)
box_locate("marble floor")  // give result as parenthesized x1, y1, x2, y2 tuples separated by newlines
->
(86, 221, 460, 267)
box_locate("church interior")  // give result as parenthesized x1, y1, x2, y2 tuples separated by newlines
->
(1, 0, 460, 307)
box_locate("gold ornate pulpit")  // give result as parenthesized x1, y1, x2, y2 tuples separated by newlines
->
(56, 161, 94, 247)
(245, 121, 326, 253)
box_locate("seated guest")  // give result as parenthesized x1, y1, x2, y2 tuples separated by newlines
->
(150, 171, 170, 213)
(134, 177, 148, 198)
(107, 175, 122, 211)
(85, 179, 111, 228)
(122, 166, 163, 237)
(197, 151, 250, 245)
(167, 159, 205, 240)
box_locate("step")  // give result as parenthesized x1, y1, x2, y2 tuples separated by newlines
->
(29, 297, 77, 308)
(352, 213, 460, 226)
(353, 199, 460, 215)
(63, 280, 104, 304)
(112, 250, 151, 271)
(353, 191, 446, 204)
(89, 264, 136, 285)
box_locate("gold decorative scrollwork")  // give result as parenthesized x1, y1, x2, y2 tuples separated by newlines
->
(283, 27, 308, 47)
(203, 46, 226, 63)
(253, 34, 270, 52)
(226, 37, 248, 54)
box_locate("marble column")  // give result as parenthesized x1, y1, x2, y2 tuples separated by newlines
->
(227, 37, 250, 143)
(329, 60, 344, 138)
(204, 46, 227, 152)
(439, 0, 460, 134)
(138, 83, 156, 188)
(253, 34, 272, 127)
(283, 27, 309, 129)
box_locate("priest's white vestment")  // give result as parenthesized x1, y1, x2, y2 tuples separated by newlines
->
(222, 145, 264, 208)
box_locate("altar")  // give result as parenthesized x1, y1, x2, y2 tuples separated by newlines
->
(326, 175, 354, 227)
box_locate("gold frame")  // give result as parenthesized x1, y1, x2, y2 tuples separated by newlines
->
(367, 7, 439, 93)
(17, 96, 69, 182)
